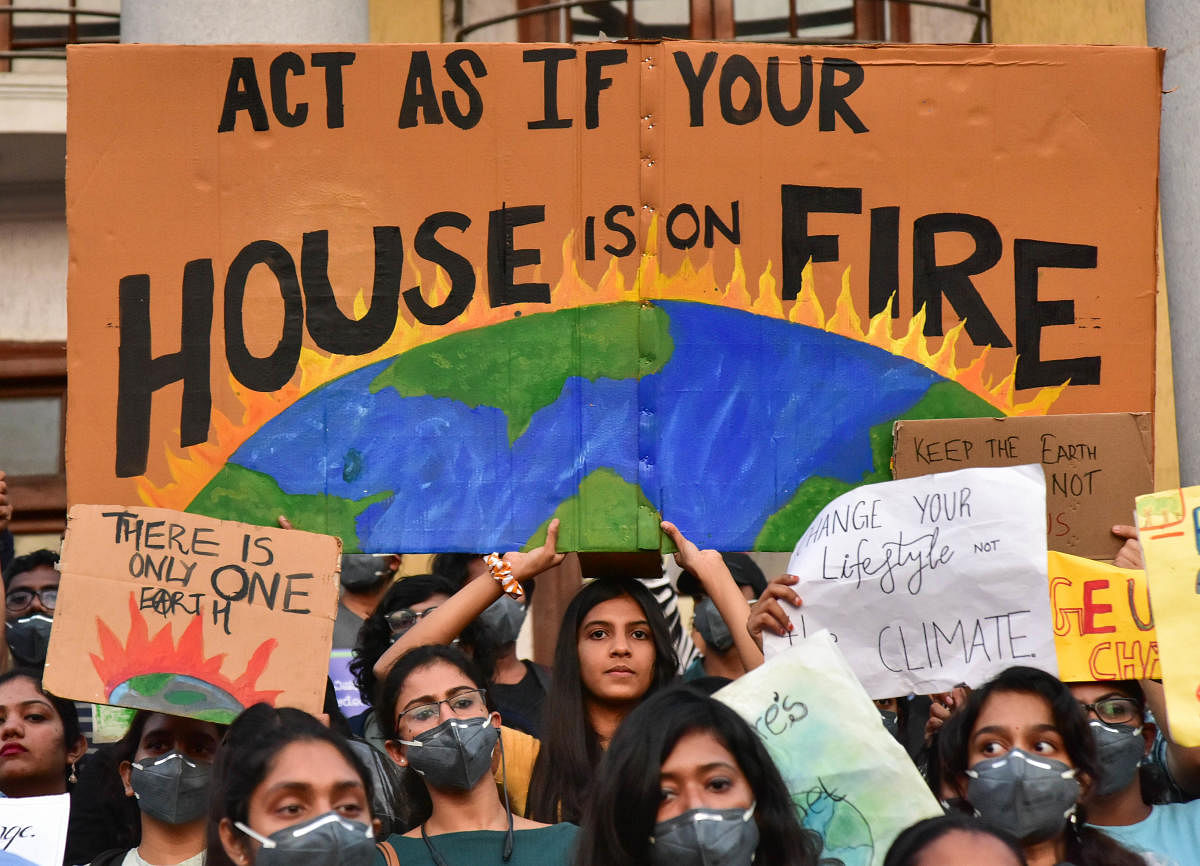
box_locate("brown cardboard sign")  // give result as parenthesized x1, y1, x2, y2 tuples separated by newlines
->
(44, 505, 340, 721)
(892, 414, 1153, 559)
(65, 43, 1163, 551)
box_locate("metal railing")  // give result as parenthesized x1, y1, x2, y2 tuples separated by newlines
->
(456, 0, 989, 43)
(0, 3, 119, 64)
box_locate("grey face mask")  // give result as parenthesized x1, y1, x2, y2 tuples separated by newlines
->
(966, 748, 1080, 844)
(650, 804, 758, 866)
(399, 715, 499, 791)
(1090, 720, 1144, 797)
(693, 598, 733, 653)
(129, 751, 212, 825)
(6, 614, 53, 667)
(476, 594, 527, 645)
(340, 554, 391, 591)
(236, 812, 375, 866)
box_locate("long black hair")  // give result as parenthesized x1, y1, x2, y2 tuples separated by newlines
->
(526, 576, 678, 824)
(883, 813, 1026, 866)
(377, 643, 495, 831)
(938, 666, 1145, 866)
(576, 685, 823, 866)
(206, 704, 375, 866)
(349, 574, 460, 706)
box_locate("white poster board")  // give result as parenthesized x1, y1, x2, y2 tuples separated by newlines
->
(774, 465, 1055, 697)
(0, 794, 69, 865)
(717, 632, 941, 866)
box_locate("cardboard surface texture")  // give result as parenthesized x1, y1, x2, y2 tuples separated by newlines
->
(1136, 487, 1200, 746)
(44, 505, 340, 722)
(1048, 551, 1158, 682)
(65, 43, 1163, 551)
(893, 413, 1153, 559)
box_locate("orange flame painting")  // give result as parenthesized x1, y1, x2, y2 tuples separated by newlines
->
(90, 594, 282, 723)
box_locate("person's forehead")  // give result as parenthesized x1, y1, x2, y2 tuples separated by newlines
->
(584, 594, 646, 623)
(974, 690, 1055, 730)
(8, 565, 60, 590)
(1068, 681, 1136, 704)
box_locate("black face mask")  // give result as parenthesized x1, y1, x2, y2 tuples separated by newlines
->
(7, 614, 53, 667)
(879, 709, 902, 743)
(340, 555, 392, 592)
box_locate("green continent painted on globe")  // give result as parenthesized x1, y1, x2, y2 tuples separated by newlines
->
(755, 382, 999, 549)
(370, 302, 673, 443)
(108, 673, 246, 724)
(189, 463, 388, 552)
(523, 468, 663, 552)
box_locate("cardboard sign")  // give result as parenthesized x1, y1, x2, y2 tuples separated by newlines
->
(893, 413, 1153, 560)
(776, 465, 1055, 697)
(66, 43, 1162, 552)
(1048, 551, 1158, 682)
(1135, 488, 1200, 746)
(44, 505, 340, 722)
(0, 794, 70, 865)
(718, 632, 941, 866)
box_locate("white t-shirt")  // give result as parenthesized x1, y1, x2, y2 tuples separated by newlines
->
(120, 850, 205, 866)
(1091, 801, 1200, 866)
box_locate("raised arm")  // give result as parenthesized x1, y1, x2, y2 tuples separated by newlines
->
(372, 520, 564, 681)
(661, 521, 764, 672)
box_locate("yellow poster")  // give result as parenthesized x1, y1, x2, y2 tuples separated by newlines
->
(1136, 488, 1200, 746)
(1048, 551, 1158, 682)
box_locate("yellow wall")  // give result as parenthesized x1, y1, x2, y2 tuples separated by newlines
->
(992, 0, 1146, 44)
(371, 0, 442, 43)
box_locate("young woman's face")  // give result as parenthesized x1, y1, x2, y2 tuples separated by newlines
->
(656, 730, 754, 822)
(0, 677, 79, 796)
(134, 713, 222, 764)
(967, 690, 1071, 768)
(389, 659, 491, 742)
(576, 594, 656, 706)
(239, 740, 370, 841)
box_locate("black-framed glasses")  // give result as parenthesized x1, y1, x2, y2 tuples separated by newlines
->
(1078, 696, 1140, 725)
(394, 688, 488, 731)
(386, 606, 439, 635)
(6, 587, 57, 613)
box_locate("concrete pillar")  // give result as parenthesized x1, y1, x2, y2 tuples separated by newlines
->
(1147, 4, 1200, 485)
(121, 0, 369, 44)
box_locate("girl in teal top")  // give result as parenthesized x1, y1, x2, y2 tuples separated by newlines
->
(374, 644, 578, 866)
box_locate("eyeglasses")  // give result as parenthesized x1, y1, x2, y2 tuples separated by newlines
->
(386, 606, 438, 635)
(1078, 696, 1140, 725)
(395, 688, 488, 731)
(6, 588, 57, 613)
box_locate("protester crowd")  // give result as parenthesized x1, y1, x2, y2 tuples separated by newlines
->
(0, 468, 1197, 866)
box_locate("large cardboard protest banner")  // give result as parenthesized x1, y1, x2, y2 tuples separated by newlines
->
(719, 633, 941, 866)
(775, 465, 1054, 697)
(1048, 551, 1158, 682)
(893, 413, 1154, 560)
(66, 43, 1162, 552)
(44, 505, 340, 722)
(1136, 487, 1200, 746)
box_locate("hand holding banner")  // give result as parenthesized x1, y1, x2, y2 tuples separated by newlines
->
(45, 505, 340, 722)
(777, 465, 1055, 697)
